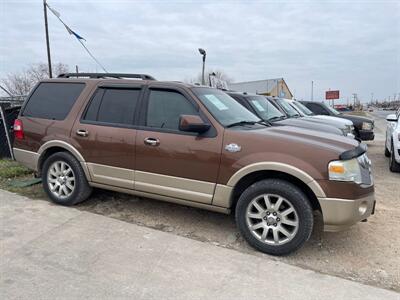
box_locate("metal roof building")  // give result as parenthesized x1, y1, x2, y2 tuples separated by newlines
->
(228, 78, 293, 99)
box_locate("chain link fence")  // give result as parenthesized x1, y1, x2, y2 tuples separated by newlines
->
(0, 97, 25, 159)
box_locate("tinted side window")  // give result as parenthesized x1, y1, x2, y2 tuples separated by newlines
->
(146, 90, 198, 130)
(307, 103, 327, 115)
(84, 89, 103, 121)
(23, 82, 85, 120)
(84, 88, 140, 125)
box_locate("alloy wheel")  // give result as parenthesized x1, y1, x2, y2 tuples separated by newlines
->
(246, 193, 299, 245)
(47, 161, 75, 199)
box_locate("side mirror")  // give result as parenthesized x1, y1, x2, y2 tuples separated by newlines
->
(386, 114, 397, 122)
(179, 115, 210, 133)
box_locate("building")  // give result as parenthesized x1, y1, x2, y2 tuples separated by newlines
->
(228, 78, 293, 99)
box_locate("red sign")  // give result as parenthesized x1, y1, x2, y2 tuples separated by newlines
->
(326, 90, 339, 100)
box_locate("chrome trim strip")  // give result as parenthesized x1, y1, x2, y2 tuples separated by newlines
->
(87, 163, 134, 189)
(89, 182, 230, 214)
(13, 148, 39, 171)
(135, 171, 215, 204)
(212, 184, 233, 208)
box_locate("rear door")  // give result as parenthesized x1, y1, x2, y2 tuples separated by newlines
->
(134, 86, 222, 204)
(72, 84, 143, 189)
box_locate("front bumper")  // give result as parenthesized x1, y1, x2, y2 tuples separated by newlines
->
(318, 193, 375, 232)
(358, 130, 374, 141)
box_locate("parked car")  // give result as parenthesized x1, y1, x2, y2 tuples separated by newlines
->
(300, 101, 375, 141)
(385, 109, 400, 172)
(13, 73, 375, 256)
(268, 97, 355, 138)
(274, 98, 355, 138)
(227, 92, 345, 136)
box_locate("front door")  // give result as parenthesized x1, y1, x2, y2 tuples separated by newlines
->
(135, 87, 222, 204)
(72, 86, 142, 189)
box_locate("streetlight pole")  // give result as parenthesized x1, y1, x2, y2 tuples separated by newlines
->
(43, 0, 53, 78)
(198, 48, 206, 85)
(311, 81, 314, 101)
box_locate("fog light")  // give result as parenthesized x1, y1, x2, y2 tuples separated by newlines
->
(358, 201, 368, 216)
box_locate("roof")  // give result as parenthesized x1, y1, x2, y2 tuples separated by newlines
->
(228, 78, 284, 94)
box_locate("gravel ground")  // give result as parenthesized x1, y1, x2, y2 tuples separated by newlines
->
(2, 111, 399, 291)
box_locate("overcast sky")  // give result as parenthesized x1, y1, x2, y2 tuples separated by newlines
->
(1, 0, 399, 102)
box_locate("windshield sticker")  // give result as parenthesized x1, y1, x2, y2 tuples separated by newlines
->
(251, 100, 266, 112)
(204, 94, 229, 111)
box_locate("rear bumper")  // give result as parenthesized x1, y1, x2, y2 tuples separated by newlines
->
(358, 130, 374, 141)
(318, 193, 375, 232)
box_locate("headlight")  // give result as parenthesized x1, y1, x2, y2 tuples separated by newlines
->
(328, 158, 362, 183)
(362, 122, 372, 130)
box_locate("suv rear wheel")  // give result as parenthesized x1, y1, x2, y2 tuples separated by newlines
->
(42, 152, 92, 206)
(236, 179, 313, 256)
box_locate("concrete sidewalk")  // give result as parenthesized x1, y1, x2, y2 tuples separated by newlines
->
(0, 190, 398, 300)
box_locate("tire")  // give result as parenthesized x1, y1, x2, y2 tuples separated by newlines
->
(384, 146, 390, 157)
(235, 179, 313, 256)
(389, 141, 400, 172)
(42, 152, 92, 206)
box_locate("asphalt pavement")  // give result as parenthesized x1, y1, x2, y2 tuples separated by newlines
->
(0, 189, 398, 300)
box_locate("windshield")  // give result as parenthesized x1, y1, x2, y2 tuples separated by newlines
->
(323, 103, 341, 115)
(192, 88, 260, 127)
(291, 101, 314, 116)
(275, 98, 300, 117)
(246, 96, 285, 121)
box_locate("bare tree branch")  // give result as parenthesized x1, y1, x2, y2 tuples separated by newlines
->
(1, 63, 69, 96)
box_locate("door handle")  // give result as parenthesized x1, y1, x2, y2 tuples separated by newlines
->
(76, 129, 89, 137)
(144, 137, 160, 146)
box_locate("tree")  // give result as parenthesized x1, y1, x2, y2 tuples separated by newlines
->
(1, 63, 69, 96)
(186, 69, 233, 86)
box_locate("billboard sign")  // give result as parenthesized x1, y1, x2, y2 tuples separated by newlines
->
(325, 90, 340, 100)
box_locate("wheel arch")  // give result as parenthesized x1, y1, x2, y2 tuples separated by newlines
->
(227, 163, 325, 212)
(37, 140, 91, 180)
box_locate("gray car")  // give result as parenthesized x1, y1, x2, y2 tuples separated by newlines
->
(228, 92, 346, 136)
(273, 98, 355, 138)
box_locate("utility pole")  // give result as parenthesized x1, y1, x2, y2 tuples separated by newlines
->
(43, 0, 52, 78)
(311, 81, 314, 101)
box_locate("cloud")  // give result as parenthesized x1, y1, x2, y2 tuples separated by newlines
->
(1, 0, 399, 102)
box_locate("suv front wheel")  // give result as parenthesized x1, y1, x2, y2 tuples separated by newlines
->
(42, 152, 92, 206)
(236, 179, 313, 256)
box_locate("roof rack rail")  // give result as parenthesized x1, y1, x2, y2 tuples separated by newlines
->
(57, 73, 156, 80)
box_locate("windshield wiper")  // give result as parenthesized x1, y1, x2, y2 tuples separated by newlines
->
(226, 120, 257, 128)
(268, 116, 285, 122)
(256, 120, 271, 127)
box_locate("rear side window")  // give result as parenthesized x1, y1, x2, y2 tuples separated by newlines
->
(23, 82, 85, 120)
(83, 88, 140, 125)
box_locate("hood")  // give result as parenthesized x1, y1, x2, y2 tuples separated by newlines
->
(339, 114, 373, 124)
(311, 115, 353, 126)
(300, 116, 347, 129)
(256, 125, 358, 153)
(276, 118, 343, 136)
(223, 125, 360, 181)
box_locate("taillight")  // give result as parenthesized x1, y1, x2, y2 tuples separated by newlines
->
(13, 119, 24, 140)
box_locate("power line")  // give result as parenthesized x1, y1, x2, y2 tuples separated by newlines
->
(45, 1, 108, 73)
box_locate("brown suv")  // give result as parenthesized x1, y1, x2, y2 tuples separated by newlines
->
(13, 73, 375, 255)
